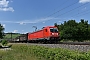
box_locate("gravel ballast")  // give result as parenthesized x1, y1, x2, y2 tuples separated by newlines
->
(28, 43, 90, 52)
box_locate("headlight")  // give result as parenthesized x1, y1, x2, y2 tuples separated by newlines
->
(56, 33, 58, 35)
(52, 33, 54, 35)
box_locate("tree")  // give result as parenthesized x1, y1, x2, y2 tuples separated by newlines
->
(58, 20, 78, 40)
(76, 19, 89, 41)
(55, 19, 90, 41)
(0, 24, 5, 39)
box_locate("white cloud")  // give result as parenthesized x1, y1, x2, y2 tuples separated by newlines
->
(20, 22, 25, 25)
(0, 0, 14, 12)
(0, 7, 14, 12)
(13, 30, 18, 33)
(21, 30, 28, 34)
(18, 17, 59, 24)
(58, 21, 62, 22)
(2, 24, 5, 27)
(0, 17, 60, 24)
(79, 0, 90, 3)
(0, 0, 9, 7)
(23, 32, 28, 34)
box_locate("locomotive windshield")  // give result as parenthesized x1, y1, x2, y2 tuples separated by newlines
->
(50, 28, 58, 33)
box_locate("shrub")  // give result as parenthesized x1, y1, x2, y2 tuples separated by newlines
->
(27, 45, 89, 60)
(11, 44, 90, 60)
(1, 40, 8, 46)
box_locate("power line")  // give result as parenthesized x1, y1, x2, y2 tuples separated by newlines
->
(71, 8, 90, 17)
(55, 3, 89, 18)
(58, 10, 90, 24)
(74, 11, 90, 17)
(47, 0, 79, 17)
(39, 1, 90, 24)
(44, 0, 70, 17)
(53, 0, 69, 10)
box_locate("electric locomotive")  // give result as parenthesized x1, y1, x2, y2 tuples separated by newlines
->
(27, 26, 60, 43)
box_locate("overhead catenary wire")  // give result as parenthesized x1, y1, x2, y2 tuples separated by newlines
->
(43, 0, 70, 18)
(39, 0, 90, 24)
(55, 3, 89, 18)
(57, 10, 90, 24)
(47, 0, 79, 17)
(73, 11, 90, 17)
(45, 2, 90, 23)
(71, 8, 90, 17)
(53, 0, 69, 11)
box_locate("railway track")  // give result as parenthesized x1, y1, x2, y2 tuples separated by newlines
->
(26, 41, 90, 45)
(10, 42, 90, 52)
(27, 42, 90, 52)
(58, 42, 90, 45)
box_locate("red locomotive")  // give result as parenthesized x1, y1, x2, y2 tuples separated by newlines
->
(27, 26, 60, 43)
(12, 26, 60, 43)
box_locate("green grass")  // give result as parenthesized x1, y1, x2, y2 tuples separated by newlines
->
(1, 43, 90, 60)
(0, 51, 39, 60)
(0, 44, 46, 60)
(4, 34, 20, 39)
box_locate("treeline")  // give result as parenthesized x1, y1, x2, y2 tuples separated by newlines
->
(55, 19, 90, 41)
(5, 33, 20, 34)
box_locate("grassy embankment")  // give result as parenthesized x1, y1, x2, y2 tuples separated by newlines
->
(0, 44, 90, 60)
(0, 44, 45, 60)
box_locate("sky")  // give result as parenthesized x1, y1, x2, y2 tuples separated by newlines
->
(0, 0, 90, 34)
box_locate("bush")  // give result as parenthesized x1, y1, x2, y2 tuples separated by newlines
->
(27, 45, 90, 60)
(11, 44, 90, 60)
(1, 40, 8, 46)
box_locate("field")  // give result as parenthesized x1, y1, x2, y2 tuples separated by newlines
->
(4, 33, 21, 39)
(0, 43, 90, 60)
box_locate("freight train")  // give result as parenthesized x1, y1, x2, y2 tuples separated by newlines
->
(11, 26, 60, 43)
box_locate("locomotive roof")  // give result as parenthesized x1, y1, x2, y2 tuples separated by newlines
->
(28, 26, 57, 34)
(43, 26, 57, 29)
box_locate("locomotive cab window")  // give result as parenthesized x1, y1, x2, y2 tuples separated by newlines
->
(50, 28, 58, 33)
